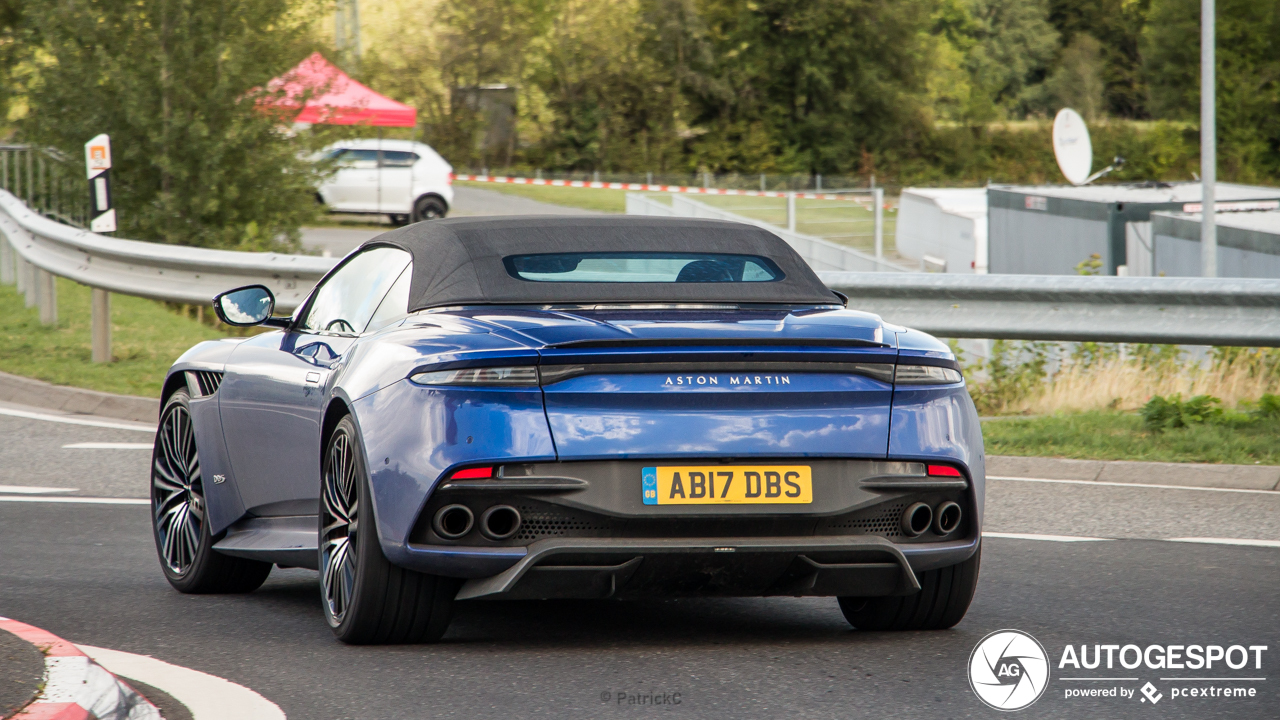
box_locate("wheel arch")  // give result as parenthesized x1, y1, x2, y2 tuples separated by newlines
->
(160, 371, 189, 412)
(414, 192, 449, 212)
(321, 396, 352, 455)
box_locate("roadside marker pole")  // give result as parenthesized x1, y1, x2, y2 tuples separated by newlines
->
(84, 134, 115, 361)
(84, 134, 116, 234)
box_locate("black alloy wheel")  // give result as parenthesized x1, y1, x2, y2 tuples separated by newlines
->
(320, 415, 459, 644)
(320, 422, 359, 625)
(151, 389, 271, 593)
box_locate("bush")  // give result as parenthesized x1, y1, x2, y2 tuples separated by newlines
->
(1141, 393, 1223, 431)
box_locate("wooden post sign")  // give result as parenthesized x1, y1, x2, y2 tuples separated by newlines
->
(84, 134, 116, 233)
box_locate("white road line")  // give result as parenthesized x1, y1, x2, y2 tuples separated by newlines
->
(0, 406, 156, 433)
(982, 531, 1111, 542)
(0, 484, 78, 494)
(0, 495, 148, 505)
(63, 442, 153, 449)
(988, 475, 1280, 495)
(1165, 537, 1280, 548)
(78, 645, 287, 720)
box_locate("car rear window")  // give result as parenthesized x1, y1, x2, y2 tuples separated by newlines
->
(503, 252, 784, 283)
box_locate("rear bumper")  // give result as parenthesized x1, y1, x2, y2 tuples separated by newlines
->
(389, 534, 979, 601)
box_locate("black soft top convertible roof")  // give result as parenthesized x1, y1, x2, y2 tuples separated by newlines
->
(362, 216, 838, 310)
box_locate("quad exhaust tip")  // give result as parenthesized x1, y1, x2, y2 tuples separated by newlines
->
(433, 504, 474, 539)
(480, 505, 522, 540)
(934, 501, 962, 535)
(901, 502, 933, 537)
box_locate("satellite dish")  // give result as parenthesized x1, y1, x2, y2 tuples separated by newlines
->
(1053, 108, 1093, 186)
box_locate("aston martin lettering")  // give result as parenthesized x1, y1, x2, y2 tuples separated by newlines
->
(663, 375, 791, 386)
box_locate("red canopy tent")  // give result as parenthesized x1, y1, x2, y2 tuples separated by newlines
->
(263, 52, 416, 127)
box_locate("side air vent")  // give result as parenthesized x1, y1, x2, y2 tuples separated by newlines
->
(184, 370, 225, 398)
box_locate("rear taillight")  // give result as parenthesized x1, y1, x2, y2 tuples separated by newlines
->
(895, 364, 962, 385)
(409, 367, 539, 386)
(449, 466, 493, 480)
(927, 464, 963, 477)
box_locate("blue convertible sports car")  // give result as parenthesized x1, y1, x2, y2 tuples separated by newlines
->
(151, 216, 984, 644)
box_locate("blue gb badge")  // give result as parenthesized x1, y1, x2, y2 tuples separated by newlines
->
(642, 467, 658, 505)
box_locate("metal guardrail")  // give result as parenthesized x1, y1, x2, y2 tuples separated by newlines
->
(626, 193, 910, 273)
(0, 189, 336, 361)
(820, 271, 1280, 347)
(4, 188, 1280, 364)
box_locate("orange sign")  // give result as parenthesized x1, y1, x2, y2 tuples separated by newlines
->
(84, 134, 112, 178)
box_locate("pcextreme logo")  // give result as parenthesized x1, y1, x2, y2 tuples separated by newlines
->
(968, 630, 1051, 711)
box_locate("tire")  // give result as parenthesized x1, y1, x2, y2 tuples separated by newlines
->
(838, 544, 980, 631)
(412, 195, 448, 222)
(320, 415, 458, 644)
(388, 213, 411, 227)
(151, 390, 272, 594)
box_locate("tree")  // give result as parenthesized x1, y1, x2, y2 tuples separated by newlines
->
(0, 0, 28, 134)
(20, 0, 326, 250)
(929, 0, 1060, 123)
(1042, 33, 1106, 119)
(690, 0, 936, 175)
(1048, 0, 1151, 118)
(1144, 0, 1280, 180)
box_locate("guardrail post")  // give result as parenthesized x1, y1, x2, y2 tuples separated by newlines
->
(91, 289, 112, 363)
(873, 187, 884, 263)
(0, 238, 13, 284)
(36, 268, 56, 325)
(786, 192, 797, 233)
(22, 259, 36, 307)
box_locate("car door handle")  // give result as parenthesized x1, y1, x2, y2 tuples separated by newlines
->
(305, 372, 321, 384)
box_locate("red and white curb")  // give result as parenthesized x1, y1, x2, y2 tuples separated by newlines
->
(0, 617, 161, 720)
(453, 173, 879, 202)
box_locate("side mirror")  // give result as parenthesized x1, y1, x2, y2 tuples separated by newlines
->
(213, 285, 276, 326)
(831, 290, 849, 307)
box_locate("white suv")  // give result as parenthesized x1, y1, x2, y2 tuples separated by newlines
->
(316, 139, 454, 225)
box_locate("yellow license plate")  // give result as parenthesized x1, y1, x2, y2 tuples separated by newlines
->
(641, 465, 812, 505)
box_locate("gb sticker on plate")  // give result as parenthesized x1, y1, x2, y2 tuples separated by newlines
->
(642, 467, 658, 505)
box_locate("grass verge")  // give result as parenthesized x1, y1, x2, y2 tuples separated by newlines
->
(454, 180, 629, 213)
(981, 411, 1280, 465)
(0, 278, 228, 397)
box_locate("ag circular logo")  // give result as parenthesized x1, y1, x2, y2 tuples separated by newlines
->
(968, 629, 1051, 711)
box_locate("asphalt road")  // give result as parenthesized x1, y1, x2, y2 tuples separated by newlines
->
(1, 405, 1277, 719)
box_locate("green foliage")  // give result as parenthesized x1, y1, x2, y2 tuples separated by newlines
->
(0, 279, 229, 397)
(1144, 0, 1280, 181)
(1253, 393, 1280, 419)
(1075, 252, 1103, 275)
(929, 0, 1060, 124)
(18, 0, 327, 250)
(967, 340, 1051, 415)
(983, 409, 1280, 465)
(1047, 0, 1152, 117)
(1141, 393, 1222, 431)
